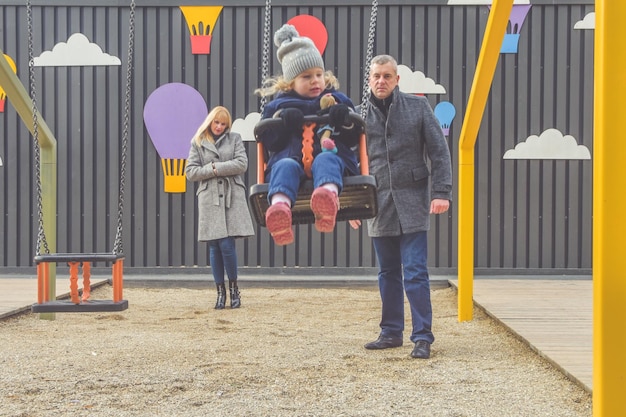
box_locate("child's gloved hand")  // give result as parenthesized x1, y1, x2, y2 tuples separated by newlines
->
(280, 108, 304, 132)
(328, 104, 350, 128)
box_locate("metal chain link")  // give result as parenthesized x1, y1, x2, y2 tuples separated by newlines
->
(360, 0, 378, 120)
(259, 0, 272, 114)
(113, 0, 136, 255)
(27, 0, 49, 256)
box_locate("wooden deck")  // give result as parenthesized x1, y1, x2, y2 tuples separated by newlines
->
(450, 278, 592, 392)
(0, 275, 592, 392)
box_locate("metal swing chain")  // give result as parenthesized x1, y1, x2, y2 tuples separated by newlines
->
(26, 0, 49, 256)
(360, 0, 378, 120)
(113, 0, 136, 256)
(259, 0, 272, 115)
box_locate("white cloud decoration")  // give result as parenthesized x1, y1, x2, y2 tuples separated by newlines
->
(33, 33, 121, 67)
(231, 112, 261, 142)
(397, 65, 446, 95)
(574, 12, 595, 30)
(503, 128, 591, 160)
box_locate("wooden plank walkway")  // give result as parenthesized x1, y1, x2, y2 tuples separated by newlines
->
(0, 275, 592, 392)
(450, 278, 592, 392)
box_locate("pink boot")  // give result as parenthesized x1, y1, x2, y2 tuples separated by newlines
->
(265, 202, 294, 245)
(310, 187, 339, 233)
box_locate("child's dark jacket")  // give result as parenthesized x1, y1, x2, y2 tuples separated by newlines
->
(258, 88, 360, 177)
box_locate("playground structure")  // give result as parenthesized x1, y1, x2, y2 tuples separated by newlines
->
(0, 0, 135, 314)
(0, 0, 624, 414)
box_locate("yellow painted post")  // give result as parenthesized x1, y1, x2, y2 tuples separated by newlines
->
(593, 2, 626, 415)
(457, 0, 513, 322)
(0, 48, 58, 320)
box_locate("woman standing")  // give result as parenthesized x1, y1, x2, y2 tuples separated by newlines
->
(186, 106, 255, 309)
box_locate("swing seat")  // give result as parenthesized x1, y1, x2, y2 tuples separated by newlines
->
(32, 253, 128, 313)
(249, 113, 378, 226)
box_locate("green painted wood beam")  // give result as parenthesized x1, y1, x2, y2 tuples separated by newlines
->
(0, 49, 58, 319)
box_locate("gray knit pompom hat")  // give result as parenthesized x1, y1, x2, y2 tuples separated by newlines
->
(274, 24, 324, 82)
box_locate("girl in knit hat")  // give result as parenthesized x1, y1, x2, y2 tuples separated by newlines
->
(255, 24, 360, 246)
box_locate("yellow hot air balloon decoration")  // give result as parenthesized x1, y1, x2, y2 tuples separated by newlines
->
(0, 54, 17, 113)
(180, 6, 224, 55)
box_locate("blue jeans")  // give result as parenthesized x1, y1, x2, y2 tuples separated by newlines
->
(266, 153, 345, 204)
(208, 237, 238, 285)
(372, 231, 434, 344)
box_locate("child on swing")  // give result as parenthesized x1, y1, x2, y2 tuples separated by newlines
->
(255, 24, 360, 246)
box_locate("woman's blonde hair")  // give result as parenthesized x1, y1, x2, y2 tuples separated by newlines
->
(191, 106, 232, 147)
(255, 70, 340, 98)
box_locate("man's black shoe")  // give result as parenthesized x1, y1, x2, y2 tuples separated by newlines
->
(410, 340, 431, 359)
(364, 335, 403, 350)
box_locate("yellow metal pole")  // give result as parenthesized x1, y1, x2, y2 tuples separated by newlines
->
(0, 49, 58, 319)
(457, 0, 513, 322)
(593, 1, 626, 415)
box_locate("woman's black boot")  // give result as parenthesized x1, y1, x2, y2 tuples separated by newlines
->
(229, 280, 241, 309)
(215, 283, 226, 310)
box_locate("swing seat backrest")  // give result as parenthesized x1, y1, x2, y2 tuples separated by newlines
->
(248, 113, 378, 227)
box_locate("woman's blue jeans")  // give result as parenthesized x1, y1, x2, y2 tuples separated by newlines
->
(266, 153, 345, 204)
(208, 237, 238, 285)
(372, 231, 434, 344)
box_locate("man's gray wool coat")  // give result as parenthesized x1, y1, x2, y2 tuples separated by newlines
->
(185, 131, 255, 242)
(359, 87, 453, 237)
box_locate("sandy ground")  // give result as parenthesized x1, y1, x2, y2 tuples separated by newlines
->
(0, 284, 591, 417)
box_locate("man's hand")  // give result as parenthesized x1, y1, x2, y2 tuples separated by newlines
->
(349, 220, 361, 229)
(430, 199, 450, 215)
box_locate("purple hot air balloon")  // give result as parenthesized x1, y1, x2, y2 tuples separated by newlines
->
(144, 83, 208, 193)
(488, 4, 532, 54)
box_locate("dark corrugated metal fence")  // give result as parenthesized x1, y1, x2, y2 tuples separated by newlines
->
(0, 1, 595, 273)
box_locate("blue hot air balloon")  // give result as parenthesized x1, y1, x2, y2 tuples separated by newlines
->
(434, 101, 456, 137)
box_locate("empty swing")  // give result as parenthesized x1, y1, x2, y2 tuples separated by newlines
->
(248, 0, 380, 227)
(29, 0, 136, 313)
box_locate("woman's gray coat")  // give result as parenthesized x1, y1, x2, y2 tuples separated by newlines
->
(185, 131, 255, 242)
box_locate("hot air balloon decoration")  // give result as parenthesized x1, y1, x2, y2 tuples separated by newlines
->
(434, 101, 456, 137)
(144, 83, 208, 193)
(0, 54, 17, 113)
(180, 6, 224, 55)
(287, 15, 328, 55)
(499, 5, 532, 54)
